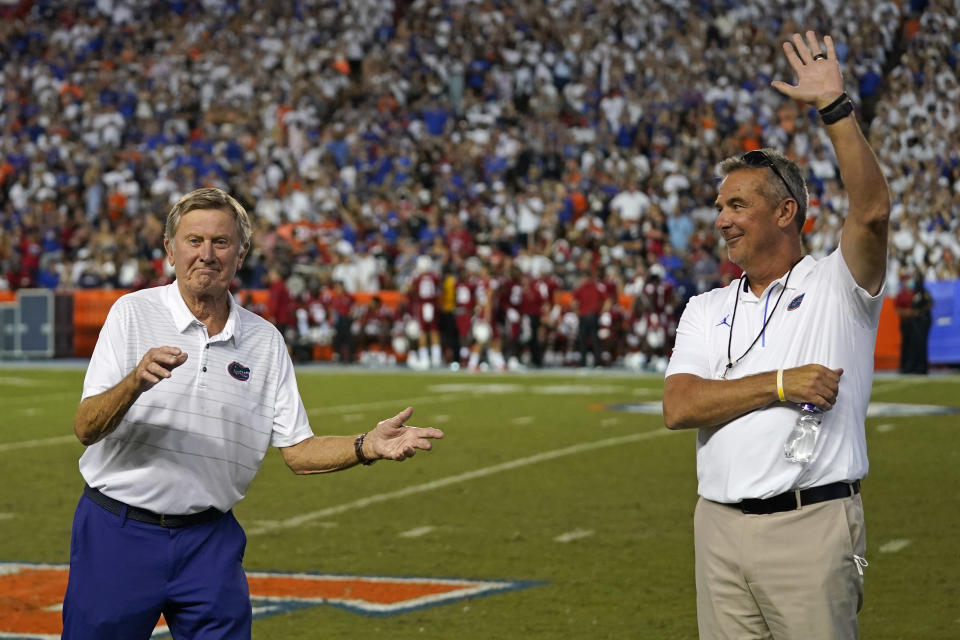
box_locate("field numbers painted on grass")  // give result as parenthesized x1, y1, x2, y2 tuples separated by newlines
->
(879, 539, 912, 553)
(553, 529, 594, 543)
(0, 562, 541, 637)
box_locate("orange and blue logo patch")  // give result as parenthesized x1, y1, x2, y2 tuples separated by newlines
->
(0, 562, 541, 638)
(227, 361, 250, 381)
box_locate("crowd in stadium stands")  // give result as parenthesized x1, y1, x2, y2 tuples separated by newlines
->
(1, 0, 957, 369)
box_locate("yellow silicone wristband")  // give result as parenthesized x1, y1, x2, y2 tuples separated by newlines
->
(777, 368, 786, 402)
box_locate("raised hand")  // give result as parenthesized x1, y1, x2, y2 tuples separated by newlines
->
(771, 31, 845, 109)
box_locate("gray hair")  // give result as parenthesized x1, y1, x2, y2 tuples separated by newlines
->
(164, 188, 252, 247)
(718, 148, 809, 232)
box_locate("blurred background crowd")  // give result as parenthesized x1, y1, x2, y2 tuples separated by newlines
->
(1, 0, 957, 369)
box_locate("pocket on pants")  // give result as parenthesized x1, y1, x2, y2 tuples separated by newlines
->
(837, 495, 867, 613)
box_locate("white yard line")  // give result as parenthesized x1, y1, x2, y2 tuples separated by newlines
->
(246, 428, 675, 536)
(870, 378, 933, 396)
(399, 525, 436, 538)
(879, 539, 912, 553)
(307, 394, 460, 416)
(0, 396, 460, 453)
(0, 434, 77, 452)
(0, 376, 43, 386)
(3, 391, 78, 403)
(554, 529, 594, 543)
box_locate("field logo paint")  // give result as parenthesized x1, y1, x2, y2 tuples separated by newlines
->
(0, 562, 541, 638)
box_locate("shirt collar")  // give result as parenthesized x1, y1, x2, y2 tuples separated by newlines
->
(165, 282, 242, 345)
(738, 255, 815, 301)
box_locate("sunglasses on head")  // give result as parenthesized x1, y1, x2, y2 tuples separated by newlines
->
(741, 150, 799, 206)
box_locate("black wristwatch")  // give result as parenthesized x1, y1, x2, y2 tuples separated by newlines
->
(354, 432, 377, 465)
(819, 92, 854, 126)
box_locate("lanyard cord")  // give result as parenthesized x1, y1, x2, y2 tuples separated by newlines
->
(723, 263, 797, 379)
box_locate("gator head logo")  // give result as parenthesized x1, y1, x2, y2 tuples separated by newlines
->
(0, 562, 541, 638)
(228, 361, 250, 381)
(787, 294, 805, 311)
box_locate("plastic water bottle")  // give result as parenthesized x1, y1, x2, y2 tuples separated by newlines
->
(784, 403, 822, 463)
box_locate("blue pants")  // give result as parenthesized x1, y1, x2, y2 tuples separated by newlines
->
(62, 493, 252, 639)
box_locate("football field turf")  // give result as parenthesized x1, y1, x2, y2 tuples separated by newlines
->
(0, 366, 957, 639)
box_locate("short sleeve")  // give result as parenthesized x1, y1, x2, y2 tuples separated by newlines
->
(270, 339, 315, 448)
(828, 247, 885, 328)
(81, 300, 130, 401)
(665, 295, 712, 379)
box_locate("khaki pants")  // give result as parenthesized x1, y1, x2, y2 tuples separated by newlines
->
(694, 494, 866, 640)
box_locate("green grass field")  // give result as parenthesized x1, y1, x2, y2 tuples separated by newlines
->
(0, 366, 957, 639)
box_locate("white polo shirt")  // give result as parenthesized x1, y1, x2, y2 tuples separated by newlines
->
(666, 249, 883, 503)
(79, 283, 315, 514)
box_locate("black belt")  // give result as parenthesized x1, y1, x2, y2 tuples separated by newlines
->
(728, 480, 861, 515)
(83, 484, 225, 528)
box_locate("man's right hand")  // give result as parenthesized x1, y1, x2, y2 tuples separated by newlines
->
(75, 347, 188, 446)
(783, 364, 844, 410)
(134, 347, 189, 393)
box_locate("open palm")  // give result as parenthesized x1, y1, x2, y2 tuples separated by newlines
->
(368, 407, 444, 461)
(771, 31, 845, 109)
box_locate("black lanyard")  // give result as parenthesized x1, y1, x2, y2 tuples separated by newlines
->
(722, 263, 797, 379)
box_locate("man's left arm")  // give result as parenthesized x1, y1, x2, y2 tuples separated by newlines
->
(280, 407, 444, 474)
(773, 31, 891, 295)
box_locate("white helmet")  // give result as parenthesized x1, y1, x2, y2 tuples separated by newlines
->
(404, 319, 422, 340)
(471, 319, 492, 345)
(415, 255, 433, 274)
(392, 335, 409, 355)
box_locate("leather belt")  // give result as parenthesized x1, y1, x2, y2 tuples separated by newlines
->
(729, 480, 861, 515)
(83, 484, 225, 528)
